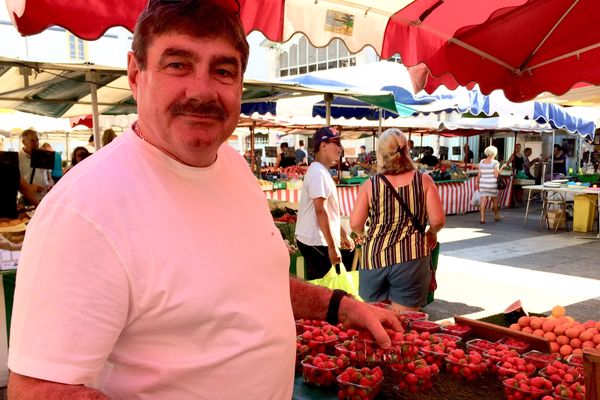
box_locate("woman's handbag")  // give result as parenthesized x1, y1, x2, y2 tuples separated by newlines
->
(497, 177, 507, 190)
(471, 190, 481, 207)
(378, 175, 439, 305)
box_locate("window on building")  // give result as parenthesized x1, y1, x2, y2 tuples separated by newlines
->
(67, 33, 87, 61)
(278, 36, 357, 77)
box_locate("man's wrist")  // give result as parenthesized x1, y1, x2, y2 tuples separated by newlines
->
(326, 289, 351, 325)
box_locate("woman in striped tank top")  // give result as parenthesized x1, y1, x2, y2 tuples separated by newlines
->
(350, 129, 445, 312)
(477, 145, 506, 224)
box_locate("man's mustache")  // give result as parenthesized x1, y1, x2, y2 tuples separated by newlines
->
(170, 100, 228, 120)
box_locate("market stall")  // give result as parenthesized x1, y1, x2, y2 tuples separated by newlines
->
(263, 175, 513, 217)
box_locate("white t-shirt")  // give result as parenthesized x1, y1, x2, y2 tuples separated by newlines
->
(18, 150, 51, 200)
(295, 161, 341, 247)
(9, 129, 296, 399)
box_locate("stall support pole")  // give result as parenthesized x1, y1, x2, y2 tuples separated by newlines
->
(250, 122, 256, 176)
(377, 108, 382, 136)
(550, 131, 555, 179)
(87, 71, 101, 151)
(324, 93, 333, 126)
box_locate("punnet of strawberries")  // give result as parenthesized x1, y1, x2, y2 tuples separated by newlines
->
(420, 332, 460, 369)
(297, 327, 338, 357)
(337, 366, 383, 400)
(440, 323, 473, 339)
(466, 338, 509, 353)
(553, 382, 586, 400)
(521, 350, 559, 369)
(350, 330, 419, 365)
(444, 349, 487, 381)
(482, 348, 520, 373)
(496, 355, 537, 381)
(390, 358, 439, 393)
(538, 360, 580, 385)
(300, 353, 349, 387)
(410, 320, 441, 334)
(502, 374, 553, 400)
(497, 337, 531, 353)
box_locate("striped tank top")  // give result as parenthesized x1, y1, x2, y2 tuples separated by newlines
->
(362, 173, 428, 270)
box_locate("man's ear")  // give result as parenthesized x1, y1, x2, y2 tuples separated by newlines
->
(127, 52, 140, 101)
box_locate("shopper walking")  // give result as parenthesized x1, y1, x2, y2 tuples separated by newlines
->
(477, 145, 505, 223)
(350, 129, 445, 312)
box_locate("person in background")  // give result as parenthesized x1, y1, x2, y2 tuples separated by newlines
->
(0, 158, 39, 218)
(523, 147, 539, 180)
(350, 129, 445, 312)
(295, 139, 308, 165)
(419, 146, 439, 167)
(357, 145, 370, 166)
(551, 144, 567, 178)
(18, 129, 52, 203)
(463, 144, 474, 164)
(275, 142, 296, 168)
(295, 127, 355, 280)
(8, 2, 401, 399)
(63, 147, 90, 174)
(85, 134, 96, 153)
(507, 143, 525, 174)
(102, 128, 117, 147)
(476, 145, 506, 224)
(408, 139, 415, 159)
(41, 143, 63, 184)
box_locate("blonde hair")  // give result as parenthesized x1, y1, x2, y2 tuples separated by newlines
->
(484, 145, 498, 158)
(376, 128, 415, 175)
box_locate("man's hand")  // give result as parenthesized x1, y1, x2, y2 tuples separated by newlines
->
(337, 297, 403, 349)
(328, 246, 341, 265)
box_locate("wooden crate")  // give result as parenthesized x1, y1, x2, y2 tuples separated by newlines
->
(454, 316, 551, 352)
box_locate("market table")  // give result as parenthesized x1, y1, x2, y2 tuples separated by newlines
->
(523, 184, 600, 238)
(264, 176, 513, 217)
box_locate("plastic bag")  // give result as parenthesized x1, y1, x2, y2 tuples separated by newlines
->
(308, 263, 361, 300)
(471, 190, 481, 207)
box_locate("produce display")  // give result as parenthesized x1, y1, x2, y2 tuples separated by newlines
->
(509, 311, 600, 357)
(440, 323, 473, 338)
(292, 307, 594, 400)
(428, 164, 469, 182)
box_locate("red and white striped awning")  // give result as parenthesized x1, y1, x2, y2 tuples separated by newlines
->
(7, 0, 600, 102)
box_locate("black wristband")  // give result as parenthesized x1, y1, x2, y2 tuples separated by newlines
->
(326, 289, 350, 325)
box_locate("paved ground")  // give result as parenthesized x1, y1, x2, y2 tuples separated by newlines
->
(423, 200, 600, 323)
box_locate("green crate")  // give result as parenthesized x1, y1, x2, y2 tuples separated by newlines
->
(273, 181, 287, 189)
(341, 176, 368, 185)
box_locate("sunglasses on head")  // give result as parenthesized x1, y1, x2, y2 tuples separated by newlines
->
(150, 0, 240, 14)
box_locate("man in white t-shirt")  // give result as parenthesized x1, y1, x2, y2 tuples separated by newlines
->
(8, 1, 401, 399)
(18, 129, 52, 202)
(295, 127, 355, 280)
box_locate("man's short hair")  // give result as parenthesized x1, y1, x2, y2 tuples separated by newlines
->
(132, 0, 249, 73)
(280, 142, 289, 149)
(360, 145, 366, 150)
(21, 129, 38, 140)
(299, 140, 304, 146)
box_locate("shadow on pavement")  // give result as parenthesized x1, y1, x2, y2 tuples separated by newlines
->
(423, 299, 484, 321)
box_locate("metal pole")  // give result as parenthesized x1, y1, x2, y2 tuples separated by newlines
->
(324, 93, 333, 126)
(378, 107, 382, 136)
(87, 71, 101, 151)
(250, 122, 256, 176)
(550, 130, 555, 179)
